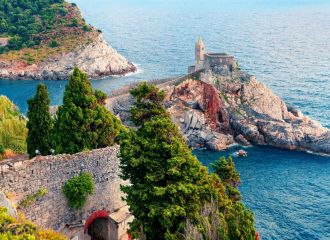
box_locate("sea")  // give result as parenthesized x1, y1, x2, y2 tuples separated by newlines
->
(0, 0, 329, 239)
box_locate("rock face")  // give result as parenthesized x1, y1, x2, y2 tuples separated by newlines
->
(167, 70, 330, 154)
(167, 80, 234, 150)
(0, 34, 136, 80)
(106, 61, 330, 154)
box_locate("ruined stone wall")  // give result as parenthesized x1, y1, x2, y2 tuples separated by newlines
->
(0, 146, 125, 233)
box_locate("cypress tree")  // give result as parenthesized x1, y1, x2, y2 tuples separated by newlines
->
(119, 82, 256, 240)
(54, 68, 121, 154)
(119, 82, 215, 239)
(27, 84, 53, 158)
(212, 156, 241, 202)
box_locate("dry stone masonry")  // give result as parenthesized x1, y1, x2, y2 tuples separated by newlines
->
(0, 146, 127, 239)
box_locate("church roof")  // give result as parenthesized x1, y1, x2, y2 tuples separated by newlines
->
(196, 37, 204, 47)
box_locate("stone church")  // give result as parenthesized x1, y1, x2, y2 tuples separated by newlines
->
(188, 38, 238, 74)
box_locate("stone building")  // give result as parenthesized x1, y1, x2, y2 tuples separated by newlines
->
(188, 37, 237, 74)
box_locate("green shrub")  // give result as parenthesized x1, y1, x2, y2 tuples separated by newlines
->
(94, 89, 107, 105)
(0, 207, 67, 239)
(49, 39, 59, 48)
(20, 188, 48, 208)
(62, 172, 95, 209)
(0, 0, 88, 52)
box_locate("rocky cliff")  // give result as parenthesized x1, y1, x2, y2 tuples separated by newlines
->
(0, 34, 136, 80)
(108, 68, 330, 154)
(166, 70, 330, 154)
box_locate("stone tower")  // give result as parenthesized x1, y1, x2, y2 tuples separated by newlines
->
(195, 37, 205, 70)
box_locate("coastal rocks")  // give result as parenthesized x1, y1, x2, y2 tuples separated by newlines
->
(168, 79, 230, 131)
(234, 134, 251, 146)
(0, 34, 136, 80)
(106, 62, 330, 154)
(205, 132, 234, 151)
(166, 69, 330, 154)
(166, 78, 237, 150)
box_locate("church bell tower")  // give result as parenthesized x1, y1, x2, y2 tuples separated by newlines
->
(195, 37, 205, 70)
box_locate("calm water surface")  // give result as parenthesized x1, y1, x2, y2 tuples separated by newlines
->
(0, 1, 329, 239)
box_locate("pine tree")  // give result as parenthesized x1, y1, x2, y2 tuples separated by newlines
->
(129, 82, 167, 125)
(27, 84, 53, 158)
(212, 156, 241, 202)
(54, 68, 121, 154)
(119, 82, 256, 240)
(119, 82, 213, 239)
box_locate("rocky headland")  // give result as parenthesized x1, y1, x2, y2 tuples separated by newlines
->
(0, 1, 136, 80)
(0, 34, 136, 80)
(108, 67, 330, 155)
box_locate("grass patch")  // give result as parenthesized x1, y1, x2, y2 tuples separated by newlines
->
(19, 188, 48, 208)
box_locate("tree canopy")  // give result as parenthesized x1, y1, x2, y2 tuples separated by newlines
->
(212, 156, 241, 202)
(119, 82, 256, 240)
(54, 68, 122, 154)
(27, 84, 53, 158)
(0, 0, 91, 53)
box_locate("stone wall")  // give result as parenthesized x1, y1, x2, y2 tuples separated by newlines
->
(0, 146, 126, 235)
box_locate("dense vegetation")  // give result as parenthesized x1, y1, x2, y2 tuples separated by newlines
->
(119, 82, 256, 240)
(0, 0, 95, 63)
(54, 68, 122, 154)
(27, 84, 53, 158)
(62, 172, 95, 209)
(0, 68, 122, 158)
(0, 95, 27, 157)
(0, 207, 66, 240)
(212, 156, 241, 202)
(0, 0, 90, 51)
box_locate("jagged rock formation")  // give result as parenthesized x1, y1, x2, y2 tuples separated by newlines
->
(0, 34, 136, 80)
(167, 70, 330, 154)
(107, 68, 330, 154)
(166, 79, 234, 151)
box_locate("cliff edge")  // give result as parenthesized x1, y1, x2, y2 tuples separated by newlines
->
(0, 34, 136, 80)
(108, 68, 330, 155)
(166, 70, 330, 154)
(0, 1, 136, 80)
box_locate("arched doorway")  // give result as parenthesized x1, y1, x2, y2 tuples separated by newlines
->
(84, 211, 110, 240)
(88, 218, 108, 240)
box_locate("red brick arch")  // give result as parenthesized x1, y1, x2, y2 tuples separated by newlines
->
(84, 210, 109, 232)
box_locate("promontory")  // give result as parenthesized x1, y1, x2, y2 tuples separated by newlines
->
(108, 38, 330, 155)
(0, 0, 136, 80)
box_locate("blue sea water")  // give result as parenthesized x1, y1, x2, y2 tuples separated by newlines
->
(194, 147, 330, 240)
(0, 0, 330, 239)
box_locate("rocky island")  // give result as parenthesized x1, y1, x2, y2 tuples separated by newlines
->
(0, 0, 136, 80)
(109, 38, 330, 154)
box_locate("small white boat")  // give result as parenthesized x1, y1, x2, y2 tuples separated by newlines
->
(232, 149, 248, 157)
